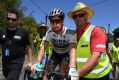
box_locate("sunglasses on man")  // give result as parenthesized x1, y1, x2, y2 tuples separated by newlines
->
(73, 13, 86, 19)
(7, 17, 17, 22)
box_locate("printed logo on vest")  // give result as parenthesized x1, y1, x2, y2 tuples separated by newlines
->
(81, 45, 88, 47)
(14, 35, 21, 39)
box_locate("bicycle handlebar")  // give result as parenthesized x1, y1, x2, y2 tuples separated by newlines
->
(42, 70, 65, 75)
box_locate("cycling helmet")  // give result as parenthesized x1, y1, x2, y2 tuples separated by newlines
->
(48, 8, 65, 20)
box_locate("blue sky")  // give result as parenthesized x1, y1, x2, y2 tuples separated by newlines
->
(22, 0, 119, 34)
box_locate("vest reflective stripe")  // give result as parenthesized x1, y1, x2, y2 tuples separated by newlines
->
(85, 25, 95, 41)
(77, 58, 88, 62)
(77, 55, 110, 74)
(90, 61, 110, 74)
(77, 53, 107, 62)
(76, 25, 112, 78)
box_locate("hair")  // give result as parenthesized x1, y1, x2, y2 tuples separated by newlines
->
(7, 9, 19, 19)
(113, 32, 119, 40)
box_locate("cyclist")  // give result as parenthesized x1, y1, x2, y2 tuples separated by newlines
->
(32, 8, 77, 80)
(32, 23, 51, 80)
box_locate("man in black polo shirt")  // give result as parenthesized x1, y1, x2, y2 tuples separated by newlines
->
(0, 9, 32, 80)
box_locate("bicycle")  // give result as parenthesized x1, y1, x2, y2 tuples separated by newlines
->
(23, 67, 65, 80)
(23, 66, 79, 80)
(23, 67, 33, 80)
(42, 69, 66, 80)
(43, 69, 78, 80)
(24, 67, 44, 80)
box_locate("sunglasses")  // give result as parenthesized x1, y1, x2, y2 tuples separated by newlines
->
(7, 17, 17, 22)
(50, 19, 62, 24)
(73, 13, 86, 19)
(115, 39, 119, 42)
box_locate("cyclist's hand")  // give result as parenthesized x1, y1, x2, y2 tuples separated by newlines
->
(27, 62, 32, 68)
(25, 62, 32, 72)
(31, 64, 36, 74)
(31, 63, 43, 74)
(68, 68, 79, 76)
(34, 63, 43, 71)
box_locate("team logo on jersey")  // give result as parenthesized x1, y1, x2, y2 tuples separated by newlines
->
(14, 35, 21, 39)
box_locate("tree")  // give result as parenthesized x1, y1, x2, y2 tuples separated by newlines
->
(113, 27, 119, 35)
(19, 16, 39, 42)
(113, 27, 119, 39)
(107, 33, 113, 43)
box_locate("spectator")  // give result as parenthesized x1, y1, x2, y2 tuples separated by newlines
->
(107, 32, 119, 79)
(0, 9, 32, 80)
(68, 2, 112, 80)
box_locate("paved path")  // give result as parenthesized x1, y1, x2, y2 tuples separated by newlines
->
(0, 72, 4, 80)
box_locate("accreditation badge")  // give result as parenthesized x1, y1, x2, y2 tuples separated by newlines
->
(5, 48, 10, 56)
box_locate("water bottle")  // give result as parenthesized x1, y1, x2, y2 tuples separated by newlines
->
(33, 63, 43, 79)
(71, 76, 79, 80)
(67, 75, 79, 80)
(68, 68, 79, 80)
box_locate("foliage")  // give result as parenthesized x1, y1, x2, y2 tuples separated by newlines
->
(107, 33, 113, 43)
(113, 27, 119, 35)
(107, 27, 119, 43)
(113, 27, 119, 39)
(0, 0, 24, 27)
(19, 16, 39, 42)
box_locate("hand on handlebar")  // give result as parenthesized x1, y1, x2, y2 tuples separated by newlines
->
(68, 68, 79, 76)
(31, 63, 43, 79)
(31, 63, 43, 73)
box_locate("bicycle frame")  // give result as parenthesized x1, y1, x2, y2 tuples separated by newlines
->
(43, 70, 65, 80)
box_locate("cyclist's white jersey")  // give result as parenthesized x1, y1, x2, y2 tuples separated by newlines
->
(44, 26, 76, 54)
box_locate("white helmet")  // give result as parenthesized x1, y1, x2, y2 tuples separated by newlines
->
(48, 8, 65, 20)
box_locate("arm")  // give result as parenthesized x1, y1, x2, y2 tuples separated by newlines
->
(26, 45, 33, 67)
(69, 44, 76, 68)
(36, 41, 48, 63)
(68, 30, 77, 68)
(24, 30, 33, 67)
(106, 43, 113, 64)
(107, 49, 113, 63)
(31, 41, 48, 73)
(78, 52, 101, 77)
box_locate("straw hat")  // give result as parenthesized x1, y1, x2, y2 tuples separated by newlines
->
(68, 2, 94, 20)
